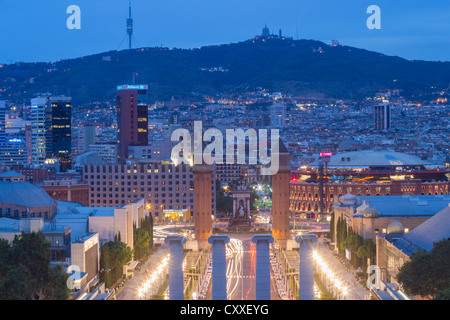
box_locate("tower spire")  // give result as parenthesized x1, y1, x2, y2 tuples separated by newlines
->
(127, 1, 134, 49)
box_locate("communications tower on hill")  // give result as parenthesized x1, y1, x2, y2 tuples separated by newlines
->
(126, 1, 133, 49)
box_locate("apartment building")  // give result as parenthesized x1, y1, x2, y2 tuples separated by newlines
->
(83, 162, 216, 218)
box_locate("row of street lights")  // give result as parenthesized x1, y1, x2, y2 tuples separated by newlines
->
(137, 253, 170, 299)
(313, 250, 348, 300)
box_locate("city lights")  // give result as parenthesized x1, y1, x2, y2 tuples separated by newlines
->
(226, 238, 244, 300)
(137, 254, 170, 299)
(313, 250, 349, 300)
(1, 0, 448, 305)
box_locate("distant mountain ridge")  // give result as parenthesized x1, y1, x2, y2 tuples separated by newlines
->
(1, 36, 450, 105)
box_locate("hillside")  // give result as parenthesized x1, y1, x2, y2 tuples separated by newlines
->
(1, 36, 450, 105)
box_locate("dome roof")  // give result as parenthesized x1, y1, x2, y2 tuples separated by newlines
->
(0, 181, 54, 208)
(387, 221, 404, 234)
(363, 206, 379, 218)
(339, 192, 357, 205)
(357, 201, 369, 213)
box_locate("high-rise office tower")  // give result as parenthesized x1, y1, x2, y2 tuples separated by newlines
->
(374, 103, 391, 131)
(25, 124, 32, 164)
(116, 84, 148, 163)
(79, 125, 96, 154)
(31, 97, 48, 166)
(0, 101, 6, 147)
(270, 103, 286, 129)
(46, 96, 72, 172)
(169, 110, 179, 125)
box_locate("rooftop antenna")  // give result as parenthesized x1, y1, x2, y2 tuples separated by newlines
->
(127, 1, 134, 50)
(132, 72, 138, 85)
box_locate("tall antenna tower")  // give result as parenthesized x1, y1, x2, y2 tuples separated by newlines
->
(126, 1, 133, 49)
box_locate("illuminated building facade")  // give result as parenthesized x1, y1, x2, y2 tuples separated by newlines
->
(41, 179, 90, 207)
(47, 96, 72, 172)
(83, 162, 216, 219)
(0, 100, 5, 146)
(31, 97, 47, 166)
(116, 84, 148, 163)
(30, 96, 72, 171)
(290, 151, 450, 219)
(374, 103, 391, 131)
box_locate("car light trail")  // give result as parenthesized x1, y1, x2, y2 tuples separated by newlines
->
(226, 238, 243, 300)
(245, 242, 256, 300)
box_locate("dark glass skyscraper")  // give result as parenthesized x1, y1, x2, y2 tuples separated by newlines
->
(116, 85, 148, 163)
(46, 96, 72, 172)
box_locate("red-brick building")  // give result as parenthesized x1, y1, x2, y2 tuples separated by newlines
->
(290, 151, 450, 218)
(41, 179, 90, 207)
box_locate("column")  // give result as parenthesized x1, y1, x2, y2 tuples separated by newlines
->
(208, 234, 230, 300)
(252, 234, 274, 300)
(271, 146, 291, 249)
(295, 234, 318, 300)
(193, 163, 213, 249)
(164, 235, 187, 300)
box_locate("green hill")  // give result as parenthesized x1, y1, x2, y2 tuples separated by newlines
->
(1, 37, 449, 105)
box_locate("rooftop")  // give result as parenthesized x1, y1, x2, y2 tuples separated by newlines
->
(0, 181, 55, 207)
(355, 195, 450, 218)
(319, 151, 438, 168)
(385, 205, 450, 256)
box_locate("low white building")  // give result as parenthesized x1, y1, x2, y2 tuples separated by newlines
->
(54, 198, 147, 250)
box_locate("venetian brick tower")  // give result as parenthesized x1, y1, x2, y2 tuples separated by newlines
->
(271, 140, 291, 249)
(193, 161, 213, 249)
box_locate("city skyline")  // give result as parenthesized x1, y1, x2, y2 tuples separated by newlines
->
(0, 1, 449, 304)
(1, 0, 450, 63)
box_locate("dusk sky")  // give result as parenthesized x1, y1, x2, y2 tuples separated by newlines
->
(1, 0, 450, 63)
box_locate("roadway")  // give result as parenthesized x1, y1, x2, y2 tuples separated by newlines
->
(206, 234, 281, 300)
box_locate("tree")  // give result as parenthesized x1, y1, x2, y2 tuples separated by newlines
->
(11, 232, 51, 299)
(0, 263, 32, 300)
(104, 240, 133, 286)
(0, 232, 70, 300)
(434, 288, 450, 300)
(43, 264, 70, 300)
(397, 239, 450, 299)
(357, 245, 368, 259)
(99, 243, 113, 288)
(250, 190, 259, 210)
(141, 215, 154, 249)
(133, 228, 150, 260)
(0, 238, 11, 279)
(216, 180, 233, 213)
(336, 216, 348, 255)
(328, 213, 335, 241)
